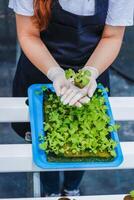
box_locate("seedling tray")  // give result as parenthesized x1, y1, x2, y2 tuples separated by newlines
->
(28, 84, 123, 169)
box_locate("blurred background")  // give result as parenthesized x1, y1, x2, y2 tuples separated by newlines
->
(0, 0, 134, 198)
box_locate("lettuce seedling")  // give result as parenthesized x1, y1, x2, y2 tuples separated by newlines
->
(65, 69, 91, 88)
(75, 70, 91, 88)
(39, 87, 119, 161)
(65, 69, 75, 79)
(130, 191, 134, 198)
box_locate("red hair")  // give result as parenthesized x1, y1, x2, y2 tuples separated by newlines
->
(33, 0, 53, 31)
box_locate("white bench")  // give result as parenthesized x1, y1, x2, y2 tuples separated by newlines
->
(0, 97, 134, 199)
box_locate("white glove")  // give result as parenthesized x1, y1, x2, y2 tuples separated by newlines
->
(47, 67, 71, 96)
(61, 66, 99, 106)
(61, 84, 91, 106)
(61, 87, 90, 107)
(82, 66, 99, 97)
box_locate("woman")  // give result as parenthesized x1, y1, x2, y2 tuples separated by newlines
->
(9, 0, 134, 197)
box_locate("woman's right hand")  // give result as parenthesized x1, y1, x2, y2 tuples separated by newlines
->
(47, 67, 72, 97)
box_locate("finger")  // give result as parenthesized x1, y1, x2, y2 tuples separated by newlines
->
(53, 81, 61, 96)
(79, 96, 90, 104)
(88, 81, 97, 97)
(69, 92, 84, 106)
(81, 85, 89, 96)
(75, 102, 82, 107)
(61, 86, 68, 96)
(61, 87, 73, 102)
(63, 89, 79, 105)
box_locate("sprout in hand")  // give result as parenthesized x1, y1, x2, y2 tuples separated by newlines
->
(65, 69, 91, 88)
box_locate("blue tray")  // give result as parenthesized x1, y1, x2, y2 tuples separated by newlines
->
(28, 84, 123, 169)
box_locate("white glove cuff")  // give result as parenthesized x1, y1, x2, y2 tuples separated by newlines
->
(83, 66, 99, 79)
(47, 67, 64, 82)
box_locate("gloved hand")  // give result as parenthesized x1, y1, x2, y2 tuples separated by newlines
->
(47, 67, 71, 96)
(61, 86, 89, 107)
(75, 96, 91, 107)
(60, 66, 99, 106)
(82, 66, 99, 97)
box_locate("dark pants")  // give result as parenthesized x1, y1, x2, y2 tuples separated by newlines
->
(40, 170, 84, 195)
(12, 55, 110, 195)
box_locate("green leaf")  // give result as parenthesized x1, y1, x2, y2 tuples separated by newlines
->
(130, 190, 134, 198)
(84, 70, 91, 76)
(110, 150, 116, 157)
(41, 85, 47, 91)
(65, 69, 75, 79)
(44, 123, 50, 131)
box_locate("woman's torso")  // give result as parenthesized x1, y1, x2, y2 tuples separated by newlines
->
(40, 0, 108, 66)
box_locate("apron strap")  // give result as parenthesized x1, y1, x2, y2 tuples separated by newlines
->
(94, 0, 98, 14)
(96, 0, 109, 14)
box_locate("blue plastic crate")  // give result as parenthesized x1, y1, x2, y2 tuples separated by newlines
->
(28, 84, 123, 169)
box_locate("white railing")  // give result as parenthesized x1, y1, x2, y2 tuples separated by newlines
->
(0, 195, 125, 200)
(0, 97, 134, 200)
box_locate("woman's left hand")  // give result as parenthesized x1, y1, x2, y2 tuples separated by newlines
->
(60, 66, 99, 106)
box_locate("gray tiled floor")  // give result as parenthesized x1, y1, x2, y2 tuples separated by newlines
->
(0, 173, 29, 198)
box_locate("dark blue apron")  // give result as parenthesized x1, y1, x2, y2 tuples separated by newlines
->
(12, 0, 109, 137)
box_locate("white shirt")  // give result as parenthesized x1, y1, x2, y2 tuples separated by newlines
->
(9, 0, 134, 26)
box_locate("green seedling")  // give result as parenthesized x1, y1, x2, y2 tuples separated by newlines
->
(65, 69, 91, 88)
(41, 85, 47, 92)
(35, 85, 48, 95)
(130, 190, 134, 198)
(74, 69, 91, 88)
(65, 69, 75, 79)
(39, 88, 119, 160)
